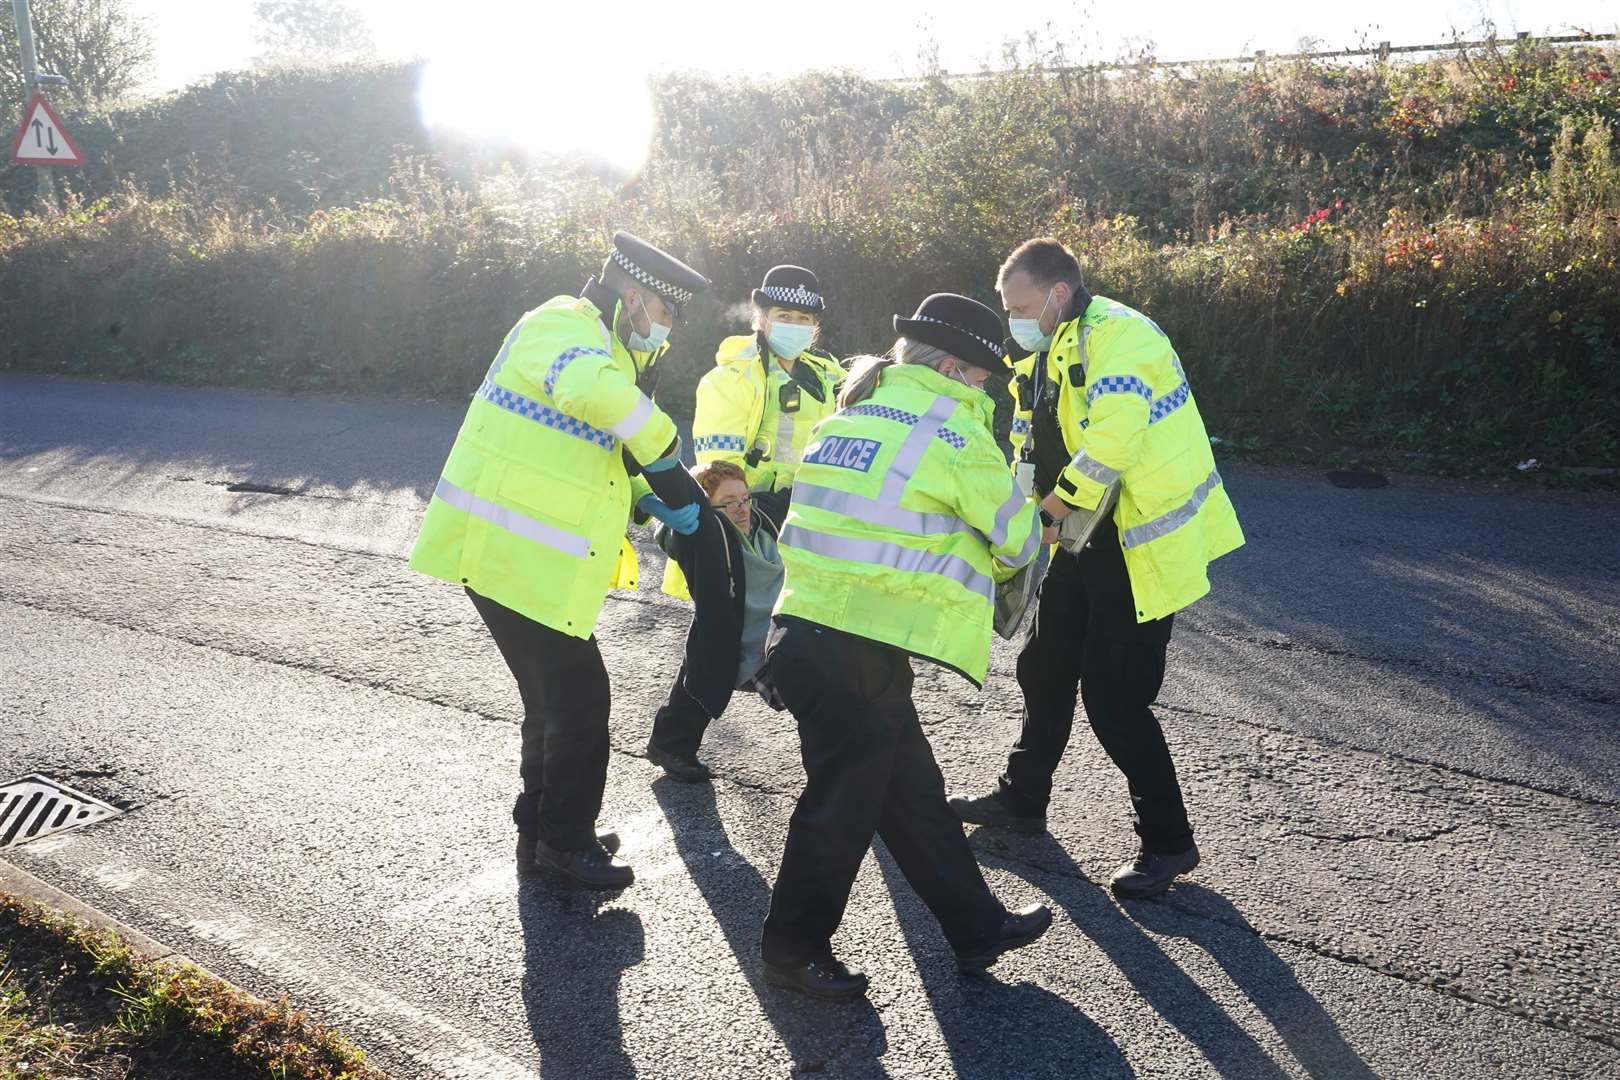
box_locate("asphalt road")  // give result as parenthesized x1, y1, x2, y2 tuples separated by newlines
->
(2, 373, 1617, 1079)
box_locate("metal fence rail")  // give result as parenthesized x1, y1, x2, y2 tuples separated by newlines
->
(924, 29, 1619, 82)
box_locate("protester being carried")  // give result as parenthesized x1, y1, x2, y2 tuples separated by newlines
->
(646, 461, 788, 781)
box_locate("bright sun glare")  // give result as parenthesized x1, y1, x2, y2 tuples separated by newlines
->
(415, 12, 657, 176)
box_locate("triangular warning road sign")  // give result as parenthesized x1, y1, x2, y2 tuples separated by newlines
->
(10, 93, 84, 167)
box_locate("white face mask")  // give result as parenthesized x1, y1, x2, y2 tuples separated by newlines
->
(766, 322, 814, 360)
(1008, 287, 1058, 352)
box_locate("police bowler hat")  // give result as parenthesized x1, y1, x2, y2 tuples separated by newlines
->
(893, 293, 1010, 372)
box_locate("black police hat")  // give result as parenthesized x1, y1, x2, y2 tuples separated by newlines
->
(751, 265, 825, 314)
(893, 293, 1010, 372)
(605, 231, 710, 312)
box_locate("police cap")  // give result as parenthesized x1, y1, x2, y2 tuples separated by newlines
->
(605, 231, 710, 314)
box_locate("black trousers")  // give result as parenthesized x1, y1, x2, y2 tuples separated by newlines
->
(1000, 526, 1193, 854)
(467, 588, 610, 852)
(761, 621, 1006, 965)
(649, 663, 713, 758)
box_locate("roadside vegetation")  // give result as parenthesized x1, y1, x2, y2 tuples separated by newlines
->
(0, 38, 1615, 474)
(0, 895, 385, 1080)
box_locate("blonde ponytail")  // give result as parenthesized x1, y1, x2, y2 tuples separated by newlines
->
(838, 354, 895, 408)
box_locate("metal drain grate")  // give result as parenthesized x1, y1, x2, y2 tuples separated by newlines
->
(0, 775, 122, 848)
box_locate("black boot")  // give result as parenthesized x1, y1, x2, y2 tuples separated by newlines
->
(947, 790, 1046, 834)
(1110, 844, 1200, 899)
(529, 836, 634, 890)
(517, 829, 620, 876)
(646, 740, 713, 783)
(764, 956, 869, 1002)
(955, 903, 1053, 975)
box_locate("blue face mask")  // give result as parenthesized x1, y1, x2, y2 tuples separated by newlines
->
(1008, 288, 1057, 352)
(625, 296, 671, 354)
(766, 322, 814, 360)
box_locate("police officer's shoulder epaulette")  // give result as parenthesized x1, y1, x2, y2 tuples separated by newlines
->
(723, 335, 760, 361)
(804, 346, 836, 362)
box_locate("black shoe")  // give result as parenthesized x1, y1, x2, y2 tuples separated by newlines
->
(1110, 844, 1200, 899)
(517, 829, 620, 875)
(764, 957, 869, 1002)
(955, 903, 1054, 975)
(646, 740, 713, 783)
(948, 791, 1047, 834)
(531, 836, 634, 890)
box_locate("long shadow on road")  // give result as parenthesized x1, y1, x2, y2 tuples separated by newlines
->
(518, 881, 645, 1080)
(652, 779, 892, 1078)
(872, 842, 1135, 1079)
(1125, 883, 1379, 1080)
(975, 831, 1374, 1079)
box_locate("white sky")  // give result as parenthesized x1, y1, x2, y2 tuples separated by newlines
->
(134, 0, 1618, 92)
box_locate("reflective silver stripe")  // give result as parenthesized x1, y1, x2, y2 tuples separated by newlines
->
(780, 524, 994, 601)
(793, 483, 970, 537)
(433, 476, 592, 560)
(879, 394, 957, 503)
(1007, 514, 1044, 567)
(986, 488, 1026, 548)
(1070, 450, 1122, 485)
(1121, 469, 1223, 550)
(609, 395, 656, 442)
(488, 321, 524, 379)
(774, 397, 799, 468)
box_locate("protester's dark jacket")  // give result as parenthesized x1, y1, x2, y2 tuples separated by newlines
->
(653, 489, 788, 718)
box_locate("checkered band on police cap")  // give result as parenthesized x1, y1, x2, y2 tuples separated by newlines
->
(910, 314, 1007, 359)
(759, 284, 824, 310)
(610, 247, 697, 307)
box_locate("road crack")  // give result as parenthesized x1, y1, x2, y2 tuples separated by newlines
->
(1279, 823, 1465, 844)
(969, 834, 1620, 1052)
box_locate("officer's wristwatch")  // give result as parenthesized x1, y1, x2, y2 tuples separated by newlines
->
(1038, 507, 1056, 529)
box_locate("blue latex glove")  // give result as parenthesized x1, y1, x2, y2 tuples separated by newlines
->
(638, 493, 700, 535)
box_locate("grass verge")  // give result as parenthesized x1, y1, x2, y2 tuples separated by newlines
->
(0, 893, 385, 1080)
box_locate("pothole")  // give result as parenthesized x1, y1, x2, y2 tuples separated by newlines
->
(0, 774, 122, 848)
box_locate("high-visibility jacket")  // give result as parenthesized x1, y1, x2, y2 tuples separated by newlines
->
(1044, 295, 1244, 622)
(409, 292, 677, 637)
(692, 334, 843, 492)
(1008, 352, 1037, 459)
(774, 363, 1044, 686)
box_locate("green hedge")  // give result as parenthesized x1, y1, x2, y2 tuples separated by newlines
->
(2, 42, 1616, 468)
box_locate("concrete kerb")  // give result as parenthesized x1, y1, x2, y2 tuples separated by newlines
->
(1, 855, 196, 969)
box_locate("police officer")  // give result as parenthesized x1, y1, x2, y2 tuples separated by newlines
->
(690, 265, 843, 497)
(950, 238, 1245, 899)
(760, 293, 1053, 1002)
(410, 232, 710, 890)
(648, 266, 844, 782)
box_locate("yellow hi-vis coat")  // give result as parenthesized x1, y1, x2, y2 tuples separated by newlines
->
(773, 363, 1044, 686)
(409, 293, 677, 637)
(692, 334, 843, 492)
(1008, 352, 1037, 459)
(1046, 296, 1244, 622)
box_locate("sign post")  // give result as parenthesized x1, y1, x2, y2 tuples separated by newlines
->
(8, 0, 57, 207)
